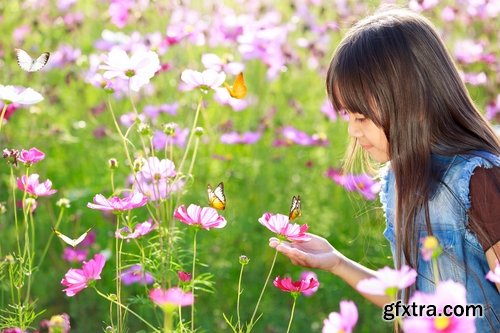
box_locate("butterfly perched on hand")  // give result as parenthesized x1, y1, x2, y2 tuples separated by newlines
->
(207, 182, 226, 210)
(15, 48, 50, 72)
(224, 72, 247, 99)
(52, 227, 91, 247)
(288, 195, 301, 221)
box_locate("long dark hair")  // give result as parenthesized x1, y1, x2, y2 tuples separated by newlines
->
(326, 7, 499, 282)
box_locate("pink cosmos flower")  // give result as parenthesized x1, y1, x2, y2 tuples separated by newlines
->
(138, 157, 176, 181)
(108, 0, 132, 28)
(325, 168, 381, 201)
(100, 48, 161, 92)
(258, 212, 311, 242)
(61, 253, 106, 296)
(174, 204, 227, 230)
(273, 275, 319, 296)
(420, 236, 442, 261)
(300, 271, 319, 296)
(149, 287, 194, 312)
(39, 313, 71, 333)
(87, 193, 148, 213)
(0, 85, 43, 105)
(201, 53, 244, 75)
(180, 69, 226, 91)
(486, 260, 500, 283)
(121, 264, 154, 285)
(322, 300, 358, 333)
(356, 265, 417, 297)
(18, 147, 45, 165)
(17, 174, 57, 197)
(213, 87, 250, 111)
(152, 127, 189, 150)
(402, 280, 475, 333)
(115, 219, 157, 239)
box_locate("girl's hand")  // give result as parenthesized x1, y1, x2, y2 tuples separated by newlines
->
(269, 233, 344, 274)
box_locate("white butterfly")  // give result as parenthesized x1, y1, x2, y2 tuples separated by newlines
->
(53, 227, 91, 247)
(15, 48, 50, 72)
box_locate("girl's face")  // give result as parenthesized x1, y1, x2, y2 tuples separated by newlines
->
(347, 112, 390, 163)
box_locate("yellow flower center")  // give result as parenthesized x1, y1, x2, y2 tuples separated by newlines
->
(423, 236, 439, 250)
(434, 316, 450, 330)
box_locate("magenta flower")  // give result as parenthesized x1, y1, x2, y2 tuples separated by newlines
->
(115, 219, 157, 239)
(486, 260, 500, 283)
(87, 193, 148, 213)
(61, 253, 106, 296)
(273, 275, 319, 297)
(108, 0, 132, 28)
(138, 157, 176, 181)
(356, 265, 417, 298)
(258, 212, 311, 242)
(220, 131, 261, 145)
(174, 204, 227, 230)
(178, 271, 192, 282)
(402, 281, 475, 333)
(149, 287, 194, 312)
(62, 247, 88, 263)
(17, 174, 57, 197)
(325, 168, 381, 200)
(18, 147, 45, 165)
(100, 48, 161, 92)
(120, 264, 154, 285)
(273, 126, 329, 147)
(152, 127, 189, 150)
(180, 69, 226, 91)
(322, 300, 358, 333)
(300, 271, 319, 296)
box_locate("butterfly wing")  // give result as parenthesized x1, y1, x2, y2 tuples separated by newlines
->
(224, 72, 247, 99)
(288, 195, 302, 221)
(30, 52, 50, 71)
(208, 182, 226, 210)
(15, 49, 49, 72)
(53, 228, 91, 247)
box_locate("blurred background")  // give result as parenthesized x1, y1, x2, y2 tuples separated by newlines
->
(0, 0, 498, 332)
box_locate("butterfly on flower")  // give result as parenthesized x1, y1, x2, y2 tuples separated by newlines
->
(207, 182, 226, 210)
(223, 72, 247, 99)
(288, 195, 301, 221)
(15, 48, 50, 72)
(53, 227, 91, 247)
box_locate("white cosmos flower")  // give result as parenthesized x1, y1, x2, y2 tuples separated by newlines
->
(0, 85, 43, 105)
(99, 48, 161, 92)
(180, 69, 226, 91)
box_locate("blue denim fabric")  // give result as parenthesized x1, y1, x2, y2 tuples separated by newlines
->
(379, 151, 500, 332)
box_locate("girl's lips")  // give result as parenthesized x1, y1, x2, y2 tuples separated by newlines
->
(360, 143, 373, 149)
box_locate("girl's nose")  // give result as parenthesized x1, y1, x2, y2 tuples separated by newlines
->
(347, 119, 362, 138)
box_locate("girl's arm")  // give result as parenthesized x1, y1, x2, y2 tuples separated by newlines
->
(269, 234, 391, 307)
(486, 242, 500, 292)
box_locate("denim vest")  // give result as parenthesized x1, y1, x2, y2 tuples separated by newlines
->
(380, 151, 500, 332)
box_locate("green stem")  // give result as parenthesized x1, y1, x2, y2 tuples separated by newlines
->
(249, 250, 278, 328)
(163, 310, 173, 333)
(191, 229, 198, 332)
(186, 136, 200, 178)
(10, 167, 22, 258)
(285, 297, 298, 333)
(177, 95, 203, 175)
(236, 263, 246, 331)
(0, 103, 8, 134)
(38, 207, 65, 267)
(94, 287, 160, 332)
(432, 257, 440, 287)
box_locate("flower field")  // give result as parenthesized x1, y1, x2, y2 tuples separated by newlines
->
(0, 0, 498, 332)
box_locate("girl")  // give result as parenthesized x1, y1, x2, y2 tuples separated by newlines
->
(269, 7, 500, 332)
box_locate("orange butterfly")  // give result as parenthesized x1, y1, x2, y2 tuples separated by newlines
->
(224, 72, 247, 99)
(208, 182, 226, 210)
(288, 195, 301, 221)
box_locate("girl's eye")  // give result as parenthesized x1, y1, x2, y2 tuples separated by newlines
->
(355, 117, 367, 123)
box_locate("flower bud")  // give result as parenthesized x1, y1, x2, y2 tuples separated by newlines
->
(108, 158, 119, 170)
(162, 122, 176, 136)
(0, 202, 6, 214)
(133, 158, 144, 172)
(56, 198, 71, 208)
(239, 255, 250, 265)
(194, 127, 204, 136)
(178, 271, 192, 282)
(137, 123, 151, 136)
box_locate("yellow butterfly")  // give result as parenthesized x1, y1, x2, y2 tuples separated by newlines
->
(224, 72, 247, 99)
(288, 195, 302, 221)
(53, 227, 91, 247)
(207, 182, 226, 210)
